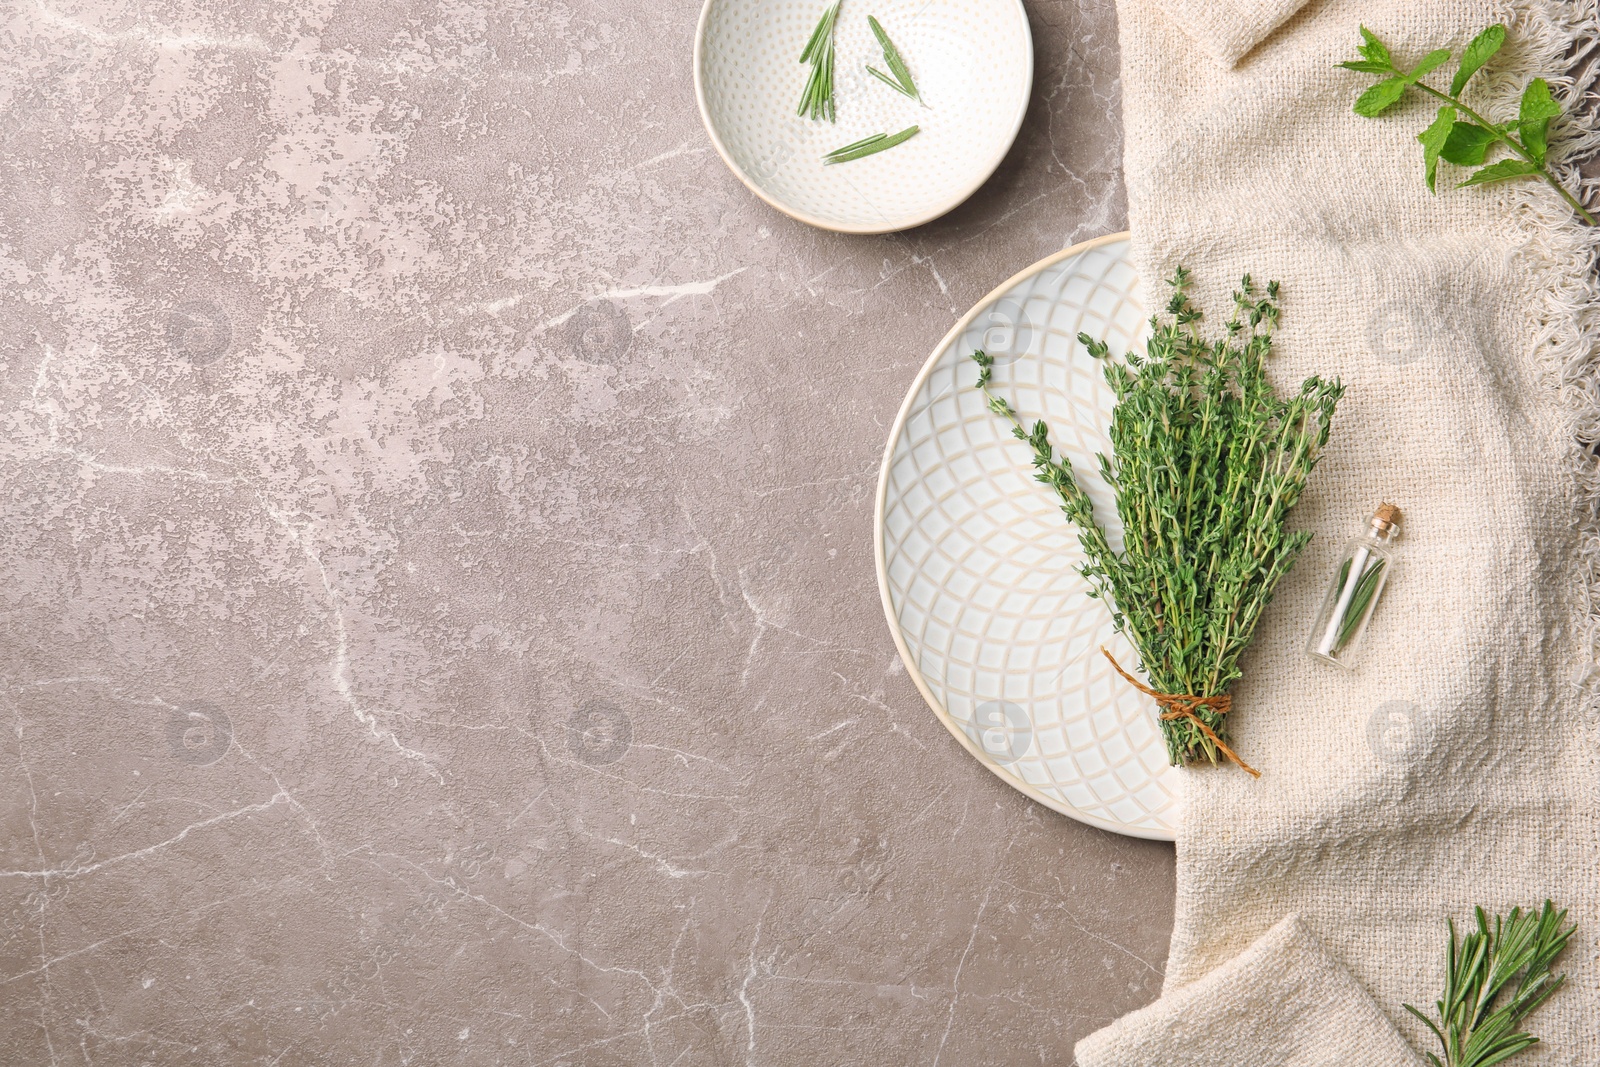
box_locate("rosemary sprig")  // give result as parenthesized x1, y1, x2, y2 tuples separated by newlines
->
(1341, 25, 1596, 225)
(867, 15, 919, 101)
(1405, 902, 1576, 1067)
(974, 271, 1343, 768)
(824, 124, 919, 163)
(1334, 556, 1385, 651)
(798, 2, 841, 123)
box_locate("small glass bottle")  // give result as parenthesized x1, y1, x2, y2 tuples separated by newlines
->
(1306, 504, 1401, 669)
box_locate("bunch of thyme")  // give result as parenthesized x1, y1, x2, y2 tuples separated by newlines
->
(1406, 902, 1576, 1067)
(973, 271, 1342, 769)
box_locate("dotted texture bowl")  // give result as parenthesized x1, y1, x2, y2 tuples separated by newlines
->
(875, 234, 1182, 840)
(694, 0, 1033, 234)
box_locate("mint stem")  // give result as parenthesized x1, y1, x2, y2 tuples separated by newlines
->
(1411, 80, 1597, 225)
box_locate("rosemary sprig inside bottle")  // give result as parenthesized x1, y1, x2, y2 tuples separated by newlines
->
(797, 2, 841, 123)
(1334, 556, 1385, 649)
(973, 271, 1343, 772)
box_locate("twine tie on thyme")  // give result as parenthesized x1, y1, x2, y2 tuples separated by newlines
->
(1100, 648, 1260, 778)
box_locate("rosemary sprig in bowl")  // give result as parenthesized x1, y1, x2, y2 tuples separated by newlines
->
(797, 1, 840, 122)
(974, 271, 1343, 772)
(866, 15, 920, 101)
(824, 125, 920, 164)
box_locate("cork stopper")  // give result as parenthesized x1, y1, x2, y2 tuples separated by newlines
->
(1370, 503, 1401, 540)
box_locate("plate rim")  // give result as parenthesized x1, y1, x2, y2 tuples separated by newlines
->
(692, 0, 1035, 236)
(872, 230, 1179, 842)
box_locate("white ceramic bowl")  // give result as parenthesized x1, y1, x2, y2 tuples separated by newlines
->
(694, 0, 1034, 234)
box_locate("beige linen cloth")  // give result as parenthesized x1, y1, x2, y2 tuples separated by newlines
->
(1075, 1, 1600, 1064)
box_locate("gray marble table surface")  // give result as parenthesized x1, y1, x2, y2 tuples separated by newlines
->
(0, 1, 1178, 1063)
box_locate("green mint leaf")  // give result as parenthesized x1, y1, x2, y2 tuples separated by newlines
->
(1358, 25, 1392, 68)
(1459, 158, 1540, 187)
(1407, 49, 1452, 83)
(1450, 24, 1507, 96)
(1418, 106, 1456, 192)
(1354, 77, 1408, 117)
(1518, 77, 1560, 166)
(1339, 60, 1391, 74)
(1440, 121, 1494, 166)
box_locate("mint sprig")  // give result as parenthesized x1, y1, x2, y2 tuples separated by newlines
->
(1341, 25, 1596, 225)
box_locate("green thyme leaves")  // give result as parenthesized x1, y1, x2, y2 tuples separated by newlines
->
(1340, 24, 1596, 224)
(973, 272, 1342, 769)
(1405, 902, 1576, 1067)
(824, 125, 919, 163)
(797, 2, 841, 122)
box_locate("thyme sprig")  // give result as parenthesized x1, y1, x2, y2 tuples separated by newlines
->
(798, 2, 841, 123)
(1342, 25, 1596, 225)
(1405, 902, 1576, 1067)
(974, 271, 1342, 768)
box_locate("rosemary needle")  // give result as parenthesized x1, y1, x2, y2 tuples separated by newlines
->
(867, 65, 917, 99)
(798, 4, 834, 64)
(797, 2, 841, 123)
(825, 132, 888, 156)
(823, 124, 919, 163)
(867, 15, 919, 101)
(1335, 557, 1386, 651)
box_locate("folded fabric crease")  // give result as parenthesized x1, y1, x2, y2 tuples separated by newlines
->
(1075, 915, 1427, 1067)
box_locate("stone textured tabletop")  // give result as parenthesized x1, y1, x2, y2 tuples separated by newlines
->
(0, 0, 1176, 1063)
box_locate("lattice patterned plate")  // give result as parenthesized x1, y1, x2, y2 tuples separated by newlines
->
(874, 233, 1181, 840)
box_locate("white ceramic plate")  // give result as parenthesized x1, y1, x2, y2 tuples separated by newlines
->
(693, 0, 1033, 234)
(875, 233, 1182, 840)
